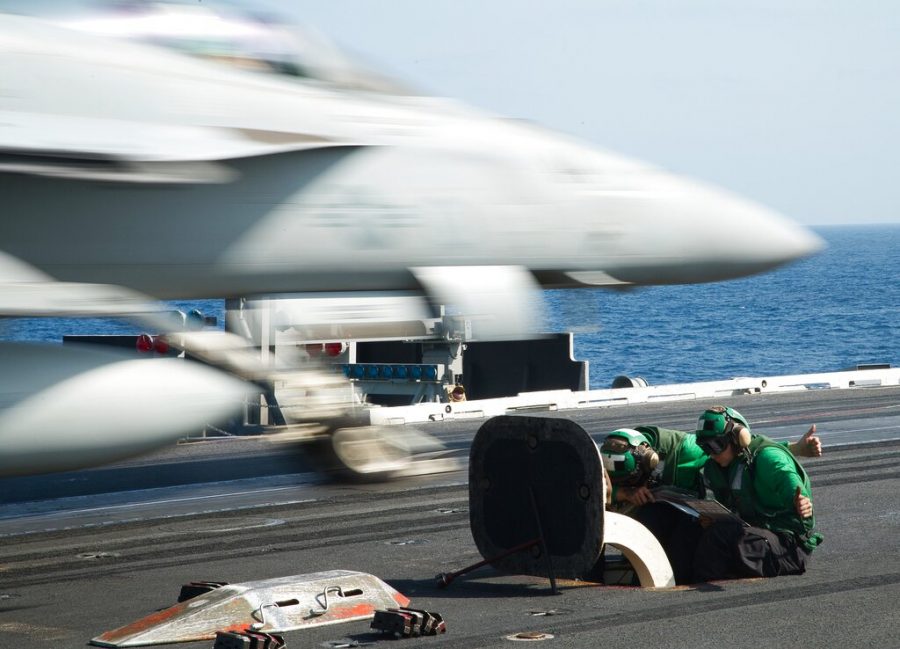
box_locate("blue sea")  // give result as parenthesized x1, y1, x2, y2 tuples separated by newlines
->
(547, 224, 899, 388)
(2, 225, 897, 390)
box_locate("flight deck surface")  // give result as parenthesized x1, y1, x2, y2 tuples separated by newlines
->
(1, 385, 898, 649)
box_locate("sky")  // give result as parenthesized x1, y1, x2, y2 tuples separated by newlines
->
(268, 0, 899, 227)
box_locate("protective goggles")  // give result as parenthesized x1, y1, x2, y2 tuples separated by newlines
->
(696, 434, 731, 456)
(600, 437, 632, 455)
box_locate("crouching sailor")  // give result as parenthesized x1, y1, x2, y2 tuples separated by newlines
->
(691, 406, 823, 582)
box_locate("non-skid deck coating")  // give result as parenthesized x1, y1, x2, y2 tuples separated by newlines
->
(0, 385, 898, 649)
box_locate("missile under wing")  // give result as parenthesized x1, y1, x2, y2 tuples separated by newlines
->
(0, 6, 824, 477)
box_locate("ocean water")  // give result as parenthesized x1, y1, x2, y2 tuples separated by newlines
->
(1, 225, 897, 390)
(547, 224, 899, 388)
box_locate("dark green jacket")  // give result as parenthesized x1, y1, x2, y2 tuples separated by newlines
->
(635, 426, 708, 493)
(703, 435, 824, 552)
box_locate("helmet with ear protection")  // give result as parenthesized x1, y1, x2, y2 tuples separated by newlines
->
(696, 405, 751, 450)
(600, 428, 660, 485)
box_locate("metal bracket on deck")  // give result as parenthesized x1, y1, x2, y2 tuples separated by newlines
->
(603, 512, 674, 587)
(90, 570, 410, 647)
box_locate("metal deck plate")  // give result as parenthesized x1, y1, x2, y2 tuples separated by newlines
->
(91, 570, 410, 647)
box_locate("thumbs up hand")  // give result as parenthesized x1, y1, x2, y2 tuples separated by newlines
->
(790, 424, 822, 457)
(801, 424, 822, 457)
(794, 485, 813, 518)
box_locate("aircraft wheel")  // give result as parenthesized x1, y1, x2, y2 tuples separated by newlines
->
(329, 426, 412, 481)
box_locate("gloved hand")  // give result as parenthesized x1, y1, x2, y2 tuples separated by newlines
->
(616, 485, 655, 506)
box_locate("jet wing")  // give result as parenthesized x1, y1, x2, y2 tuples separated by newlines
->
(0, 111, 359, 184)
(0, 280, 170, 319)
(0, 251, 167, 317)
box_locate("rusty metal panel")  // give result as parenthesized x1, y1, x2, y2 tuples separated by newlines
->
(91, 570, 410, 647)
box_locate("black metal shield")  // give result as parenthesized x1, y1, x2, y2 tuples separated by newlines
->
(468, 415, 605, 579)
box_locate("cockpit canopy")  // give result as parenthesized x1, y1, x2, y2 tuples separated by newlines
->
(0, 0, 411, 94)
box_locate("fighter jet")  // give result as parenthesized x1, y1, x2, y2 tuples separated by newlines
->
(0, 3, 824, 477)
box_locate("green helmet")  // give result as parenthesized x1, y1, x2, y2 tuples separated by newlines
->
(695, 406, 750, 455)
(600, 428, 657, 486)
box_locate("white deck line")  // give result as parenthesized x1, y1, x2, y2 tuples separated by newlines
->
(366, 367, 900, 425)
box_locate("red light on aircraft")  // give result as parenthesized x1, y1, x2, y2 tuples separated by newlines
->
(324, 342, 344, 357)
(136, 333, 154, 353)
(154, 336, 170, 355)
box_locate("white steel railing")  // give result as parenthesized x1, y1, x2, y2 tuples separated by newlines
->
(366, 367, 900, 426)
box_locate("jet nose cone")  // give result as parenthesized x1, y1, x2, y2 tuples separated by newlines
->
(687, 183, 826, 281)
(611, 176, 826, 285)
(758, 216, 825, 264)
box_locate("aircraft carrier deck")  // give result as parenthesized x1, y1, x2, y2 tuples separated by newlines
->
(1, 382, 898, 649)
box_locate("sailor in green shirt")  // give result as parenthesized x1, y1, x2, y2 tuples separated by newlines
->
(599, 413, 822, 583)
(601, 423, 820, 507)
(601, 426, 708, 506)
(691, 405, 823, 581)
